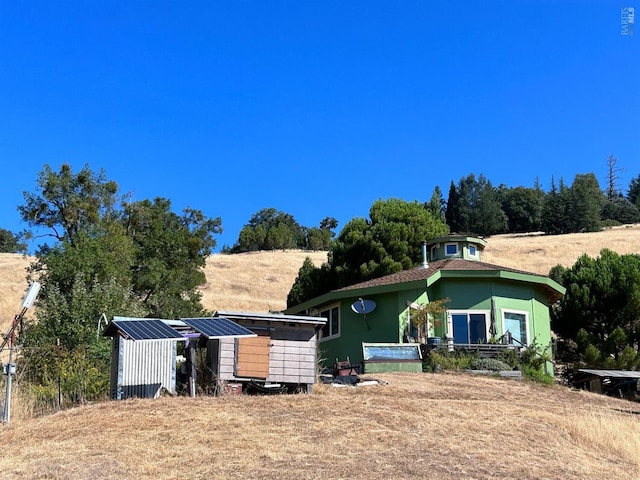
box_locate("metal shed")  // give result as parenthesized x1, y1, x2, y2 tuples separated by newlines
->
(206, 311, 326, 393)
(104, 317, 184, 400)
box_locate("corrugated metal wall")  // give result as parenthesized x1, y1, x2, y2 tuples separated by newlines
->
(111, 336, 178, 400)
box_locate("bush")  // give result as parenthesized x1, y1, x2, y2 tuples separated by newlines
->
(471, 358, 512, 371)
(424, 349, 477, 371)
(521, 365, 554, 385)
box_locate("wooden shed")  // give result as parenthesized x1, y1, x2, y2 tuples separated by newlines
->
(206, 311, 326, 393)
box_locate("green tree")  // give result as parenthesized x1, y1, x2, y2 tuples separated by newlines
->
(287, 199, 448, 306)
(551, 249, 640, 368)
(601, 197, 640, 225)
(17, 164, 221, 405)
(286, 257, 333, 307)
(232, 208, 306, 252)
(445, 174, 506, 236)
(0, 228, 26, 253)
(426, 186, 446, 223)
(499, 185, 544, 233)
(568, 173, 604, 232)
(627, 174, 640, 208)
(122, 198, 221, 318)
(541, 177, 571, 234)
(19, 164, 118, 245)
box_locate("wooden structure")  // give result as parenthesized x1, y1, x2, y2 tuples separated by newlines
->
(571, 369, 640, 400)
(206, 311, 326, 393)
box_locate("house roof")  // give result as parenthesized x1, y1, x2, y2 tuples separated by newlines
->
(286, 259, 565, 313)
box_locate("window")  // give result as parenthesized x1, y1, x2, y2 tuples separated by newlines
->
(430, 245, 438, 261)
(448, 310, 489, 344)
(468, 245, 477, 258)
(445, 243, 458, 256)
(502, 310, 529, 346)
(320, 305, 340, 341)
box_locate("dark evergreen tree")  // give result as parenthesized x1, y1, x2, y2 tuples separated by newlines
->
(445, 174, 506, 236)
(551, 249, 640, 368)
(500, 185, 545, 233)
(568, 173, 604, 232)
(426, 186, 446, 223)
(628, 174, 640, 208)
(542, 177, 571, 234)
(445, 181, 460, 231)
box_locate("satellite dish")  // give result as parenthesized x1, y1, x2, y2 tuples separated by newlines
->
(351, 298, 376, 315)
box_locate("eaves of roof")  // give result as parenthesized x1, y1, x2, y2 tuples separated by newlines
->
(285, 259, 565, 314)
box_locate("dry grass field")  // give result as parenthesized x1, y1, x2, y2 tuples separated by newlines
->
(1, 372, 639, 480)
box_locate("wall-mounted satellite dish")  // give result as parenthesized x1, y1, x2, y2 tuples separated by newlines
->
(351, 298, 376, 315)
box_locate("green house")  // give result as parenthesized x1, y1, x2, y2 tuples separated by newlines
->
(285, 235, 565, 372)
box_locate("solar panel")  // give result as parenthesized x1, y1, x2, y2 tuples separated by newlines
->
(182, 317, 257, 339)
(112, 319, 184, 341)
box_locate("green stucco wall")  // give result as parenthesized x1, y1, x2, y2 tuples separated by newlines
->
(317, 277, 554, 371)
(317, 288, 426, 368)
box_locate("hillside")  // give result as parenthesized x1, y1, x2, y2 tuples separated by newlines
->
(1, 223, 639, 332)
(2, 372, 639, 479)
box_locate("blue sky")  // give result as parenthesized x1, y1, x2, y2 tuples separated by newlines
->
(1, 1, 638, 251)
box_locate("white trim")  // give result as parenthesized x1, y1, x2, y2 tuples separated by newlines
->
(447, 309, 491, 343)
(319, 303, 341, 342)
(468, 244, 478, 258)
(501, 309, 530, 346)
(444, 242, 458, 256)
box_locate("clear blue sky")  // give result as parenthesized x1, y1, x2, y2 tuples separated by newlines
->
(1, 1, 638, 251)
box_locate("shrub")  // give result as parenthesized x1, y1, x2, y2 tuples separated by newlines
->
(521, 365, 554, 385)
(471, 358, 512, 371)
(425, 349, 477, 371)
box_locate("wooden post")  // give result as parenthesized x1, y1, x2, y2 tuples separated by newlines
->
(186, 340, 197, 398)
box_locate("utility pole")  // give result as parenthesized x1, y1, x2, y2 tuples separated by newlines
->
(2, 282, 40, 424)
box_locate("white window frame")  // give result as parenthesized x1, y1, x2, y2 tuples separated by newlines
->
(444, 242, 458, 257)
(501, 309, 530, 346)
(446, 309, 491, 343)
(319, 304, 341, 342)
(468, 244, 478, 258)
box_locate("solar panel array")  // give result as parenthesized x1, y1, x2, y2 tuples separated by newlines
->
(112, 319, 184, 341)
(182, 317, 256, 339)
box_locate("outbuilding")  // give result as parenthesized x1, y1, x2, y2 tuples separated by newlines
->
(103, 312, 326, 399)
(205, 311, 326, 394)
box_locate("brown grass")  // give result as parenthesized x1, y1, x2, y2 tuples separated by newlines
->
(1, 372, 639, 479)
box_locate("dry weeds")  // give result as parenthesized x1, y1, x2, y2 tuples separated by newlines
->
(1, 372, 638, 480)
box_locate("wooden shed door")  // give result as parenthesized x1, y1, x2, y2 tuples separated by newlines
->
(235, 334, 270, 378)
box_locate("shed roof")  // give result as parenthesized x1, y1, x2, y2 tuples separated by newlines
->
(214, 311, 326, 326)
(576, 369, 640, 379)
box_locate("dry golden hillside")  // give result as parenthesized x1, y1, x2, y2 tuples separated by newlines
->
(1, 223, 639, 333)
(2, 372, 639, 479)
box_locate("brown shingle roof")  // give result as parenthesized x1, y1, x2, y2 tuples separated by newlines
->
(335, 259, 542, 292)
